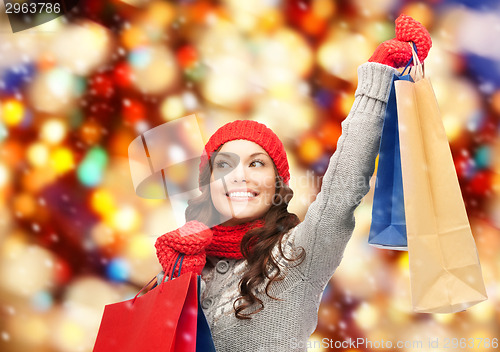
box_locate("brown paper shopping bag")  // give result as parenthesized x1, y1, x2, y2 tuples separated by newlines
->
(395, 44, 488, 313)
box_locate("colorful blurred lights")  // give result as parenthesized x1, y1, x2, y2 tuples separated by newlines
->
(29, 69, 77, 113)
(77, 147, 108, 187)
(318, 33, 373, 82)
(107, 258, 130, 282)
(128, 47, 152, 69)
(49, 148, 75, 174)
(432, 312, 454, 324)
(78, 159, 104, 187)
(91, 189, 117, 217)
(0, 163, 9, 187)
(125, 236, 152, 260)
(1, 99, 25, 126)
(202, 72, 247, 107)
(40, 119, 67, 145)
(353, 302, 380, 331)
(160, 95, 186, 121)
(176, 45, 199, 69)
(474, 145, 491, 169)
(442, 113, 463, 142)
(0, 244, 55, 297)
(0, 121, 7, 141)
(397, 252, 410, 277)
(53, 319, 85, 349)
(298, 135, 324, 163)
(128, 45, 178, 94)
(19, 315, 49, 345)
(111, 206, 140, 232)
(27, 143, 50, 167)
(91, 223, 115, 248)
(47, 68, 75, 98)
(32, 291, 54, 311)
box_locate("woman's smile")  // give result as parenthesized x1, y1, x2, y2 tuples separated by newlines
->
(226, 193, 259, 201)
(225, 188, 260, 201)
(209, 140, 277, 224)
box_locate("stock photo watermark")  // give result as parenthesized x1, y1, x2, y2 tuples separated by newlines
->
(1, 0, 79, 33)
(290, 337, 500, 350)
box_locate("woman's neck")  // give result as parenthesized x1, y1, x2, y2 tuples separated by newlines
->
(218, 216, 264, 227)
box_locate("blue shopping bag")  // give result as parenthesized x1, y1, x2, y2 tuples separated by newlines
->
(368, 60, 415, 250)
(196, 275, 216, 352)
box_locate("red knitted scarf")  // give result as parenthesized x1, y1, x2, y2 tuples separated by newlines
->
(205, 218, 265, 259)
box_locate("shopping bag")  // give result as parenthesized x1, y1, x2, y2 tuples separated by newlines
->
(196, 275, 217, 352)
(395, 43, 488, 313)
(150, 269, 216, 351)
(93, 254, 198, 352)
(368, 69, 412, 250)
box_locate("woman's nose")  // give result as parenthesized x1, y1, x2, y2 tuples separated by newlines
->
(230, 162, 247, 183)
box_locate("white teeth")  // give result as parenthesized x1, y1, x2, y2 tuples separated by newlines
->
(228, 192, 256, 198)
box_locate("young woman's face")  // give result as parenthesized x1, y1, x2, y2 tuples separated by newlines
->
(209, 140, 277, 226)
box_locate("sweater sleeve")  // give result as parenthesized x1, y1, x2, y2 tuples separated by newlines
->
(291, 62, 398, 289)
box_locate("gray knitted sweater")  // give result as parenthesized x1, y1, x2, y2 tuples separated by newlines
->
(157, 62, 398, 352)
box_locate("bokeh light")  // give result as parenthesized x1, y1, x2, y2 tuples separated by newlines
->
(26, 143, 50, 167)
(0, 162, 10, 187)
(49, 147, 75, 174)
(28, 68, 79, 114)
(50, 22, 112, 76)
(128, 45, 179, 94)
(106, 258, 130, 282)
(40, 119, 67, 145)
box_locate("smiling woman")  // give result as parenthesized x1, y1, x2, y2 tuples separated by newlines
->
(155, 61, 398, 352)
(153, 14, 433, 352)
(210, 140, 278, 226)
(155, 61, 394, 350)
(179, 119, 304, 324)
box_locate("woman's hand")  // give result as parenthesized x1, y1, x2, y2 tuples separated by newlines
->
(368, 14, 432, 68)
(155, 220, 213, 277)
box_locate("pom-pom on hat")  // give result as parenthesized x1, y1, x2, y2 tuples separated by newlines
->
(198, 120, 290, 190)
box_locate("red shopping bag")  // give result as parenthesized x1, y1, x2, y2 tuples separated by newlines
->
(93, 255, 198, 352)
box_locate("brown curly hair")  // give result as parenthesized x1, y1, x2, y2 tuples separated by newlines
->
(185, 145, 306, 319)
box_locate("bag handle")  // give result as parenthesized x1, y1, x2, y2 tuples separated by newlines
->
(168, 252, 185, 281)
(400, 43, 415, 76)
(132, 276, 157, 304)
(409, 42, 424, 80)
(131, 253, 185, 304)
(400, 42, 424, 80)
(160, 252, 185, 293)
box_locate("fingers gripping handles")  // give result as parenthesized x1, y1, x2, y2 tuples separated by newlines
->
(401, 42, 424, 80)
(166, 253, 185, 283)
(156, 252, 186, 293)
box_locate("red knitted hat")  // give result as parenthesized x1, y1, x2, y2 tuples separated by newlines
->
(198, 120, 290, 190)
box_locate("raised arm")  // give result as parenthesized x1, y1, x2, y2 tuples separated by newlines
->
(291, 14, 432, 289)
(292, 62, 397, 288)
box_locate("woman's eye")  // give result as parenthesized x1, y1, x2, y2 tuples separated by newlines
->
(250, 160, 265, 167)
(215, 161, 231, 168)
(215, 159, 265, 168)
